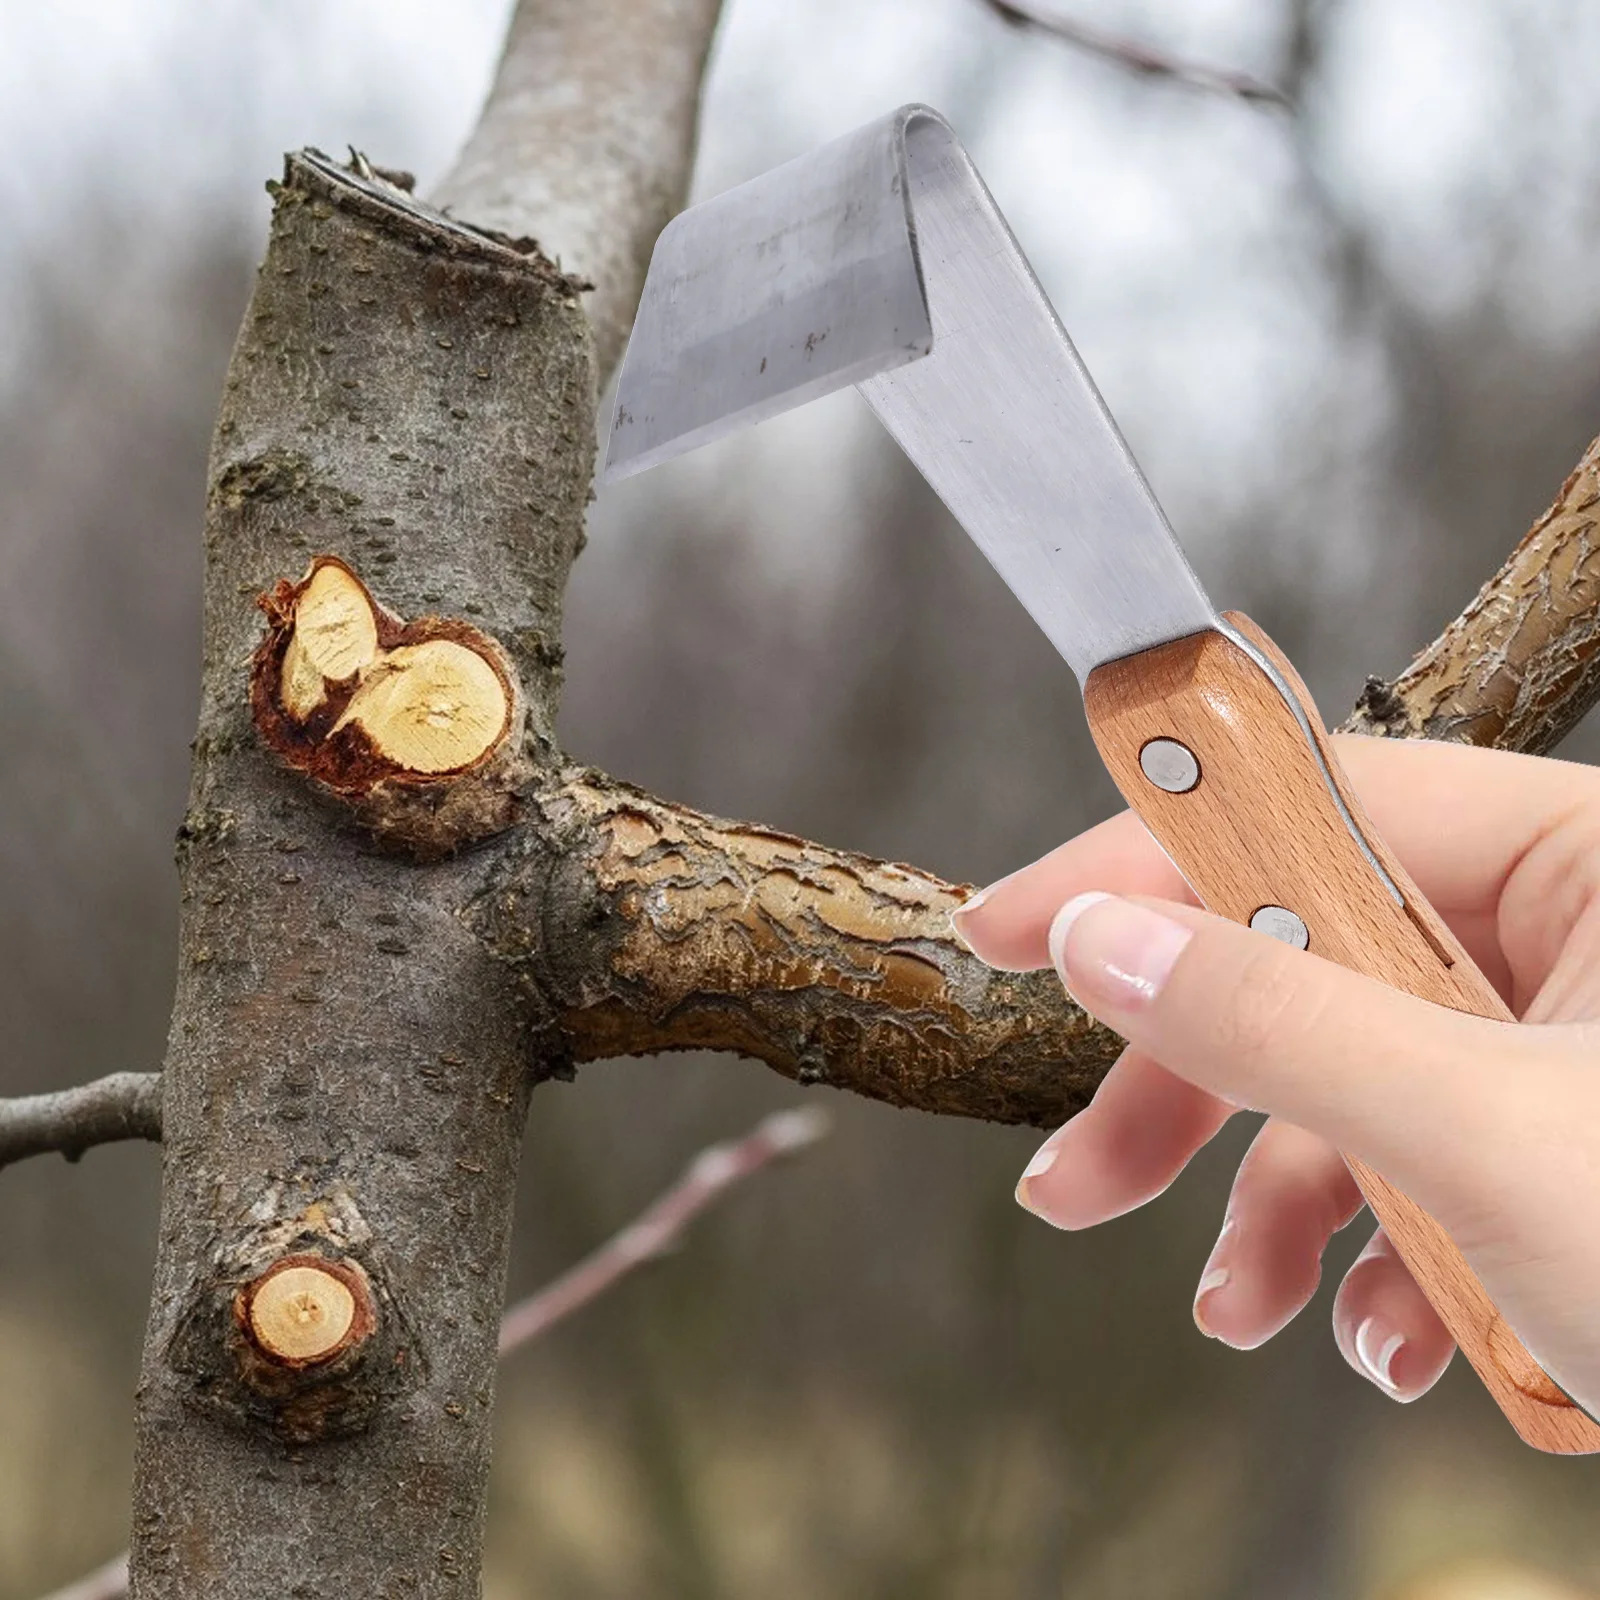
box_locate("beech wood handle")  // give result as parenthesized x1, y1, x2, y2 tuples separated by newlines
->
(1083, 611, 1600, 1455)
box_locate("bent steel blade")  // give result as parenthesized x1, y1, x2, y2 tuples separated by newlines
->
(603, 104, 1217, 681)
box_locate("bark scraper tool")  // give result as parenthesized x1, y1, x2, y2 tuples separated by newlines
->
(602, 103, 1599, 1453)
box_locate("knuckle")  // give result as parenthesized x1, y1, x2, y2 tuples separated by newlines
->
(1210, 938, 1320, 1078)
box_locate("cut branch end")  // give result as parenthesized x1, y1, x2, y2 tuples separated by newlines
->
(237, 1253, 377, 1371)
(251, 556, 530, 854)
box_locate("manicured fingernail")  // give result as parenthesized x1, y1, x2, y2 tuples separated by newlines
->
(949, 882, 1001, 954)
(1014, 1138, 1061, 1218)
(1048, 894, 1193, 1014)
(1192, 1217, 1236, 1338)
(950, 883, 992, 925)
(1355, 1316, 1406, 1395)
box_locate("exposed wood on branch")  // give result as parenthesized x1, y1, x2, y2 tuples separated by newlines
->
(251, 554, 531, 857)
(0, 1072, 160, 1172)
(982, 0, 1291, 107)
(1343, 432, 1600, 755)
(431, 0, 726, 380)
(472, 771, 1124, 1129)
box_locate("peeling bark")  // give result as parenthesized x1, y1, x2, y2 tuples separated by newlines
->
(473, 771, 1123, 1128)
(1343, 431, 1600, 754)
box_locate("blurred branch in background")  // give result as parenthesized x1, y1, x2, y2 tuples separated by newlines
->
(431, 0, 725, 380)
(499, 1105, 828, 1351)
(36, 1556, 127, 1600)
(0, 1073, 160, 1173)
(981, 0, 1292, 107)
(35, 1105, 829, 1600)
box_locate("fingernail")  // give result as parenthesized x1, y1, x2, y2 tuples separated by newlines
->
(1355, 1315, 1406, 1395)
(1014, 1138, 1061, 1219)
(1048, 894, 1193, 1014)
(950, 883, 992, 924)
(1192, 1217, 1236, 1339)
(949, 882, 999, 953)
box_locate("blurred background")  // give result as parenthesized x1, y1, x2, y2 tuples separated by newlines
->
(4, 1, 1600, 1595)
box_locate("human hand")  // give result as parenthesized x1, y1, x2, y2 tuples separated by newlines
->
(952, 737, 1600, 1414)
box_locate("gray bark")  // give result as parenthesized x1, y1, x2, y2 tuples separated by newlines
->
(0, 1072, 160, 1171)
(431, 0, 726, 381)
(129, 156, 592, 1599)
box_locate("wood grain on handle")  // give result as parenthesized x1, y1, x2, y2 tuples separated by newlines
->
(1083, 611, 1600, 1455)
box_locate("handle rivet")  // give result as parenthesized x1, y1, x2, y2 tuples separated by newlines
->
(1139, 737, 1200, 793)
(1250, 905, 1309, 949)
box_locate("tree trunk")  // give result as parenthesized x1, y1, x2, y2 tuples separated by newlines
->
(129, 155, 593, 1598)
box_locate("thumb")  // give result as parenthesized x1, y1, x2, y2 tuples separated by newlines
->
(1048, 892, 1540, 1219)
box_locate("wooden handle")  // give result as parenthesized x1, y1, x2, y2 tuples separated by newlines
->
(1083, 612, 1600, 1454)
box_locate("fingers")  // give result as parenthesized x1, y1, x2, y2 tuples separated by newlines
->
(1016, 1085, 1453, 1399)
(1190, 1120, 1364, 1350)
(953, 808, 1194, 972)
(1015, 1049, 1233, 1229)
(1044, 891, 1545, 1218)
(953, 736, 1600, 986)
(1332, 1230, 1455, 1401)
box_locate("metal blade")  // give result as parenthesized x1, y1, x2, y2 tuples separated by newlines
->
(604, 105, 1218, 682)
(604, 118, 932, 481)
(858, 110, 1217, 680)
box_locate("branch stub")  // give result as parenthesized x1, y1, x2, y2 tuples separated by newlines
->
(251, 555, 532, 855)
(238, 1254, 376, 1369)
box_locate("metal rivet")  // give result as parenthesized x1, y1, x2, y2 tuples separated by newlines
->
(1138, 737, 1200, 793)
(1250, 906, 1309, 950)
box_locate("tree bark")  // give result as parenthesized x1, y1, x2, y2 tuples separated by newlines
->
(0, 1072, 159, 1171)
(1343, 431, 1600, 752)
(430, 0, 725, 381)
(129, 155, 593, 1598)
(482, 768, 1121, 1126)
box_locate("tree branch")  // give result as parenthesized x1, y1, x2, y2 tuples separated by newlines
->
(0, 1072, 161, 1172)
(982, 0, 1291, 108)
(472, 770, 1124, 1130)
(469, 424, 1600, 1134)
(1343, 431, 1600, 754)
(430, 0, 726, 381)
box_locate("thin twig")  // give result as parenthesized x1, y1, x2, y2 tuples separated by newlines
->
(983, 0, 1292, 108)
(35, 1554, 128, 1600)
(0, 1073, 161, 1173)
(499, 1104, 830, 1353)
(32, 1105, 828, 1600)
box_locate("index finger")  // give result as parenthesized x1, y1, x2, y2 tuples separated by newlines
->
(953, 735, 1600, 982)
